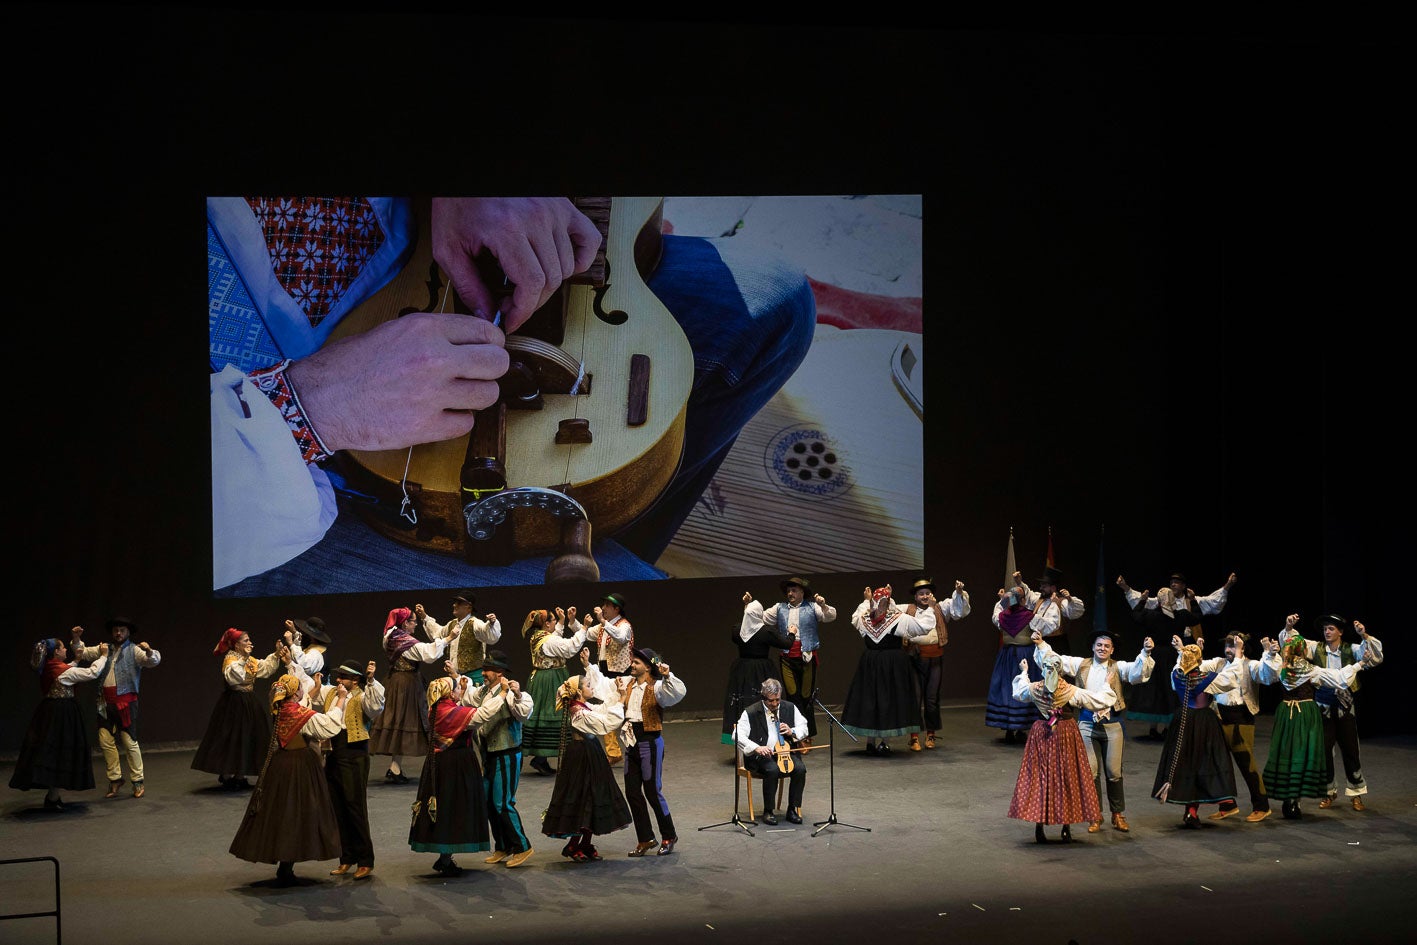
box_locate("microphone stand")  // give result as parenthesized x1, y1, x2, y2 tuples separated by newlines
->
(810, 689, 870, 836)
(697, 689, 755, 836)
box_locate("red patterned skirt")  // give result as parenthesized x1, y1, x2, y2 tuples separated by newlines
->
(1007, 717, 1101, 825)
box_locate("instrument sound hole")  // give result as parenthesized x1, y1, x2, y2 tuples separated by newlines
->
(765, 427, 852, 500)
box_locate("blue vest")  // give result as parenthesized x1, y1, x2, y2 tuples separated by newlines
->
(110, 642, 142, 696)
(781, 601, 821, 654)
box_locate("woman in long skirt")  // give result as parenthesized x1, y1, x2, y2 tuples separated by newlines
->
(1255, 615, 1370, 819)
(841, 586, 932, 755)
(370, 607, 449, 784)
(191, 628, 286, 789)
(1007, 647, 1116, 843)
(408, 675, 491, 874)
(229, 674, 343, 884)
(1151, 639, 1237, 827)
(722, 619, 790, 744)
(540, 672, 633, 862)
(523, 607, 589, 775)
(9, 637, 110, 810)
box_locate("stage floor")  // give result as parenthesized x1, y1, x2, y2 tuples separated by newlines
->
(4, 707, 1415, 945)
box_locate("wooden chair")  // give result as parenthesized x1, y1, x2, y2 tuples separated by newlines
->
(736, 749, 784, 821)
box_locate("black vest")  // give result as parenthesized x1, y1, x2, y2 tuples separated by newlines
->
(745, 699, 800, 745)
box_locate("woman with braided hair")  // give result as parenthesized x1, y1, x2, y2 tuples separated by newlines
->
(522, 606, 589, 775)
(9, 637, 110, 810)
(539, 660, 632, 862)
(1150, 637, 1238, 828)
(407, 674, 491, 875)
(191, 628, 287, 790)
(229, 674, 343, 885)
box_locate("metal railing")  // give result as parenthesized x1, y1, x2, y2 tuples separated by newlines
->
(0, 855, 61, 944)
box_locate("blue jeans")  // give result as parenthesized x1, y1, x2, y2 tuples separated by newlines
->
(218, 235, 814, 596)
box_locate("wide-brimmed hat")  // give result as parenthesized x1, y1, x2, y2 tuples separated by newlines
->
(451, 591, 476, 607)
(106, 616, 138, 634)
(911, 578, 936, 594)
(331, 661, 365, 679)
(1313, 613, 1349, 634)
(600, 592, 627, 613)
(632, 646, 662, 668)
(482, 649, 512, 673)
(780, 576, 811, 594)
(294, 617, 331, 644)
(1038, 566, 1064, 587)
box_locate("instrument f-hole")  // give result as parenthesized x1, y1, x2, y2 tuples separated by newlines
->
(592, 259, 629, 325)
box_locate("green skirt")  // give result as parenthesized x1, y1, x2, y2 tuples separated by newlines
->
(1262, 699, 1328, 800)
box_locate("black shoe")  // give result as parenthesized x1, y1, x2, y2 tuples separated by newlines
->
(878, 742, 893, 756)
(656, 837, 677, 856)
(433, 855, 462, 875)
(1035, 823, 1047, 844)
(385, 769, 410, 784)
(229, 777, 251, 790)
(1060, 824, 1072, 842)
(785, 809, 802, 824)
(760, 812, 779, 825)
(274, 863, 296, 885)
(42, 798, 65, 812)
(1182, 813, 1200, 829)
(530, 757, 555, 776)
(865, 742, 879, 756)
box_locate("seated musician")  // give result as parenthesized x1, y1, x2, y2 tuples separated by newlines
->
(736, 678, 807, 825)
(210, 196, 815, 593)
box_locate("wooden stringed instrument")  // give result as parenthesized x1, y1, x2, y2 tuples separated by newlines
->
(323, 197, 693, 578)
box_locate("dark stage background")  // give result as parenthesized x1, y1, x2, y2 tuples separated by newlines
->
(5, 17, 1408, 753)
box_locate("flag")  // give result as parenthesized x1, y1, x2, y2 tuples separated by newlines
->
(1004, 527, 1017, 590)
(1094, 524, 1108, 632)
(1045, 526, 1056, 569)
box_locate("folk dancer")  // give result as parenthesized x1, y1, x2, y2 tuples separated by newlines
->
(741, 576, 838, 744)
(524, 606, 589, 774)
(70, 617, 161, 799)
(9, 638, 109, 810)
(594, 646, 687, 856)
(1007, 650, 1115, 843)
(902, 578, 971, 751)
(369, 606, 450, 784)
(1030, 627, 1153, 833)
(1199, 632, 1272, 822)
(460, 649, 537, 868)
(843, 585, 934, 755)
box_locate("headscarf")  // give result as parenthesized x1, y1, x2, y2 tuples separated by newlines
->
(213, 627, 245, 656)
(1279, 632, 1314, 688)
(269, 674, 315, 748)
(867, 586, 893, 628)
(1178, 643, 1203, 675)
(521, 609, 549, 639)
(427, 677, 475, 752)
(32, 638, 70, 692)
(383, 607, 418, 661)
(557, 675, 584, 711)
(1040, 650, 1062, 694)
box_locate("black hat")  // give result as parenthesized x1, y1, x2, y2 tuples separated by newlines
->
(1168, 572, 1187, 585)
(294, 617, 331, 643)
(600, 592, 627, 613)
(780, 576, 811, 594)
(1039, 566, 1064, 587)
(1313, 613, 1348, 634)
(452, 591, 476, 607)
(632, 646, 662, 668)
(105, 616, 138, 633)
(483, 649, 512, 672)
(332, 661, 365, 679)
(911, 578, 936, 594)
